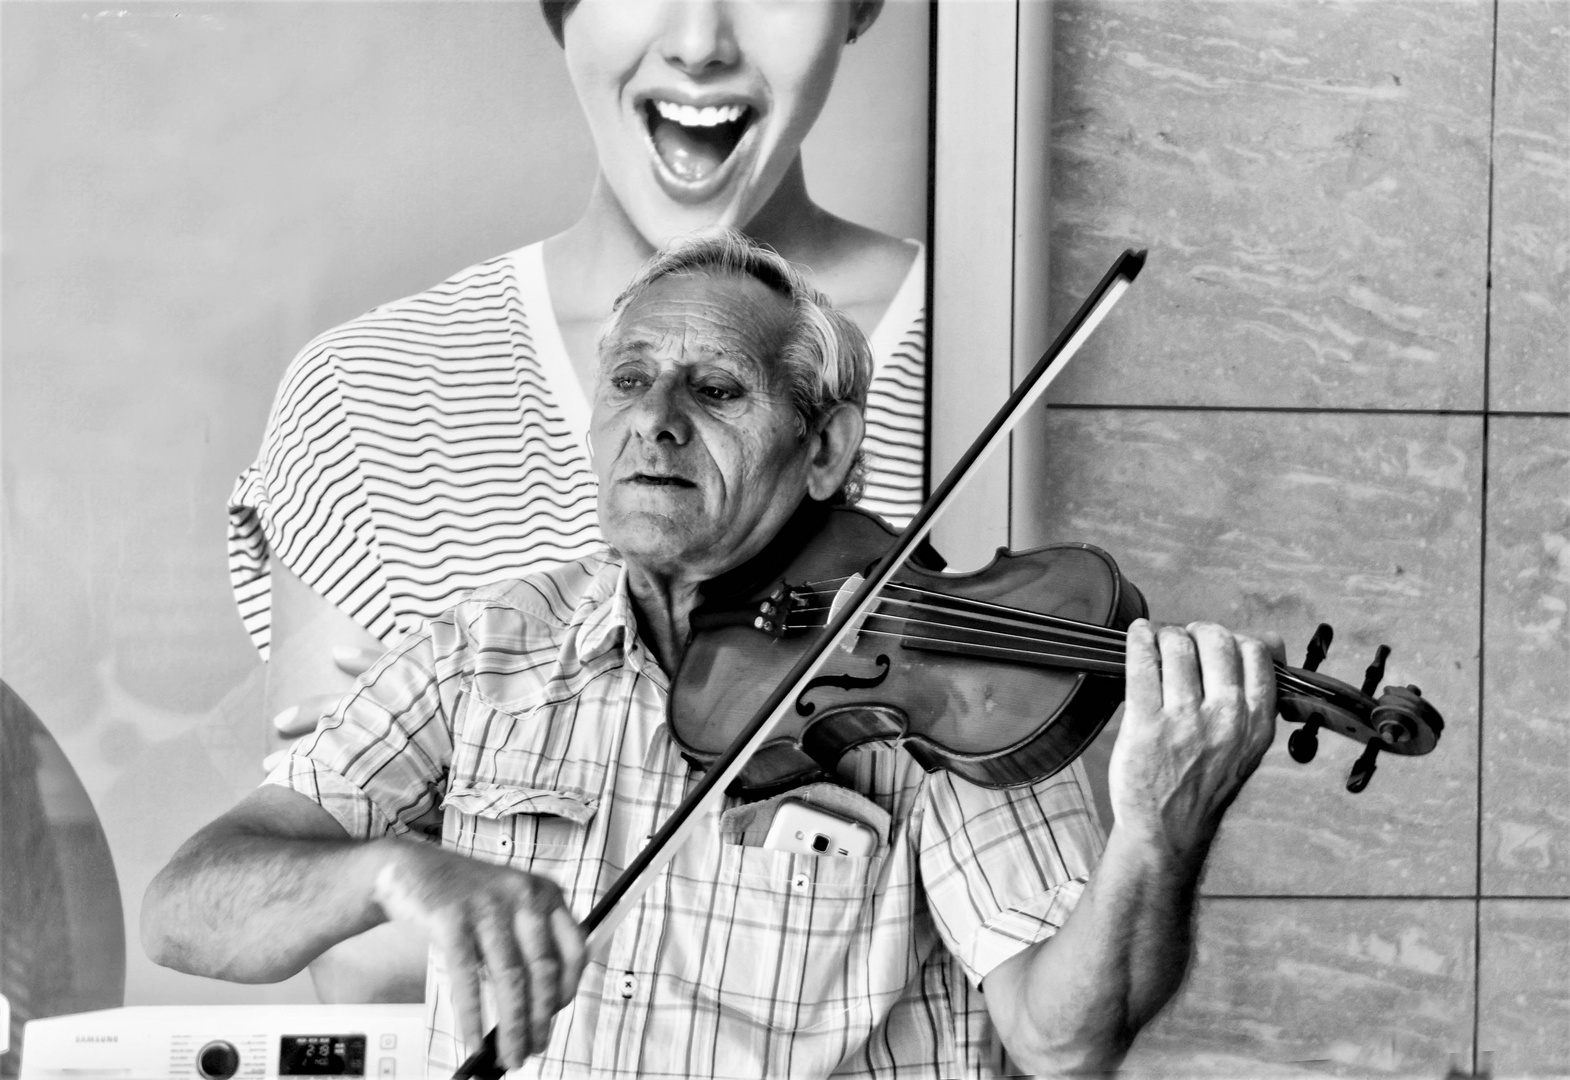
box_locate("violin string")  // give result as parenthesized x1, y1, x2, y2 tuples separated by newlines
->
(836, 626, 1128, 674)
(854, 610, 1128, 662)
(787, 597, 1129, 649)
(786, 590, 1129, 650)
(779, 589, 1328, 699)
(796, 577, 1129, 643)
(801, 616, 1327, 698)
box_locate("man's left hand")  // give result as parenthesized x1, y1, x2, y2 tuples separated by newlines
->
(1108, 619, 1282, 870)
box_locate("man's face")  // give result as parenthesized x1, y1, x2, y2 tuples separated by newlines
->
(591, 269, 814, 582)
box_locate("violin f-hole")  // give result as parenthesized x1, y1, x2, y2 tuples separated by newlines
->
(795, 654, 892, 717)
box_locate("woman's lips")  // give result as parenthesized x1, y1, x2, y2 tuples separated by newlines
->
(641, 98, 756, 192)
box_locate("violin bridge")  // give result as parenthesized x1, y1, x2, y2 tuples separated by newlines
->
(828, 573, 871, 649)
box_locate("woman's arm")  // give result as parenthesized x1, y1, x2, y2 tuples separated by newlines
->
(265, 555, 384, 737)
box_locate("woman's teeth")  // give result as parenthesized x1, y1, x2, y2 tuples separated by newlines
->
(653, 100, 747, 128)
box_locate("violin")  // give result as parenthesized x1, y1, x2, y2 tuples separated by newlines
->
(669, 500, 1443, 799)
(454, 247, 1443, 1079)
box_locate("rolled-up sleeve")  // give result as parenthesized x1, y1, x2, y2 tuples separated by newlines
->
(263, 626, 457, 841)
(916, 759, 1106, 986)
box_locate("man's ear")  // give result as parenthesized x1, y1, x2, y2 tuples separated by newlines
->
(804, 403, 865, 502)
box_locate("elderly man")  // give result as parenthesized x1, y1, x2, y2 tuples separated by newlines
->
(144, 230, 1278, 1078)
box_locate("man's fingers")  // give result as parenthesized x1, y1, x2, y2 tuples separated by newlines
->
(1238, 634, 1278, 759)
(437, 923, 487, 1061)
(1260, 630, 1286, 667)
(551, 905, 589, 999)
(516, 888, 567, 1051)
(1180, 621, 1243, 712)
(1157, 624, 1201, 713)
(475, 903, 531, 1068)
(1124, 619, 1164, 722)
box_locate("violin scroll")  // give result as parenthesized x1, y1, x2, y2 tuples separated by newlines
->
(1277, 623, 1444, 793)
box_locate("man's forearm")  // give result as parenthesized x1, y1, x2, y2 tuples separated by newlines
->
(983, 825, 1205, 1074)
(142, 801, 393, 983)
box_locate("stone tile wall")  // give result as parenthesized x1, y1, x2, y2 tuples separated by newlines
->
(1032, 2, 1568, 1076)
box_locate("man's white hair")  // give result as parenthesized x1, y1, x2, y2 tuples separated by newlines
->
(607, 227, 872, 502)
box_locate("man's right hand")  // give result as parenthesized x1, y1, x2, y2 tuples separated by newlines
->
(372, 841, 588, 1070)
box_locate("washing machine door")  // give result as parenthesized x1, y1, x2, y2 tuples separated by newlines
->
(1, 680, 125, 1078)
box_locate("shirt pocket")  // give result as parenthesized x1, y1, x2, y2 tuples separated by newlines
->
(668, 790, 895, 1038)
(444, 682, 607, 876)
(444, 781, 597, 871)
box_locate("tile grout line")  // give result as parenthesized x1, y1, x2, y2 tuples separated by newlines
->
(1044, 402, 1569, 420)
(1473, 1, 1502, 1074)
(1199, 894, 1570, 903)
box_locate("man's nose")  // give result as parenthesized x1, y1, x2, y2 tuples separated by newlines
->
(657, 1, 739, 77)
(632, 373, 694, 445)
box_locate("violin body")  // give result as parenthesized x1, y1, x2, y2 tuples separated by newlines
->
(672, 506, 1148, 795)
(672, 503, 1445, 799)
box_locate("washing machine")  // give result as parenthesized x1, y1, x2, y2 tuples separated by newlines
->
(20, 1003, 426, 1080)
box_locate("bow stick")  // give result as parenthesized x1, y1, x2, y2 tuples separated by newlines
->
(454, 247, 1146, 1079)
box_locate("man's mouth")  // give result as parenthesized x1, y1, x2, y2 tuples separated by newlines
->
(629, 472, 698, 489)
(642, 99, 754, 184)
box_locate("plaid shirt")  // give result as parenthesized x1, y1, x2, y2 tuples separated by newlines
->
(268, 553, 1104, 1079)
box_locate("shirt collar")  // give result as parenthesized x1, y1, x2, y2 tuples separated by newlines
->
(574, 557, 632, 664)
(573, 558, 676, 689)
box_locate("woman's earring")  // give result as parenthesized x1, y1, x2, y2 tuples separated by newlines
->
(585, 431, 595, 466)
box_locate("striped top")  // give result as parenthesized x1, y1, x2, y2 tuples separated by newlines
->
(266, 556, 1103, 1078)
(229, 242, 927, 659)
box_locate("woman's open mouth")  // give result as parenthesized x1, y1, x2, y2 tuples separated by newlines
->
(641, 99, 755, 186)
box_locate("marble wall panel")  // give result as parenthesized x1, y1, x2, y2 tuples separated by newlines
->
(1047, 0, 1492, 411)
(1477, 899, 1570, 1079)
(1021, 409, 1479, 895)
(1489, 0, 1570, 415)
(1482, 417, 1570, 895)
(1121, 898, 1476, 1078)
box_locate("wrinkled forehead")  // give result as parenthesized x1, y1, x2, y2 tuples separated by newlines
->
(601, 269, 795, 374)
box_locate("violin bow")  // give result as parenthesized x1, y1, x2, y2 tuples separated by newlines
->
(453, 248, 1146, 1079)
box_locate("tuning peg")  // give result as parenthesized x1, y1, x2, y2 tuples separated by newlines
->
(1287, 711, 1322, 764)
(1347, 739, 1381, 793)
(1360, 644, 1392, 696)
(1303, 623, 1334, 672)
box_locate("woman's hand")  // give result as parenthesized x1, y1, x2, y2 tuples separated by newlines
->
(263, 645, 382, 770)
(262, 556, 387, 771)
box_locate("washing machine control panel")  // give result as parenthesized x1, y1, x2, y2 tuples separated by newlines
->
(22, 1004, 424, 1080)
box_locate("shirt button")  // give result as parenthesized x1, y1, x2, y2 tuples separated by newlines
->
(791, 872, 810, 891)
(619, 972, 637, 998)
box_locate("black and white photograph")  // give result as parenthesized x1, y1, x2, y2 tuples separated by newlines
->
(2, 1, 1565, 1078)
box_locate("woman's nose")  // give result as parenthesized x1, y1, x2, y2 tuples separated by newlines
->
(633, 374, 694, 444)
(657, 1, 739, 77)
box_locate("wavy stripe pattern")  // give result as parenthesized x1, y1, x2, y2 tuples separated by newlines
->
(229, 245, 928, 658)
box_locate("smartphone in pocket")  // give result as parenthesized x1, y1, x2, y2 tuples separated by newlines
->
(761, 797, 878, 858)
